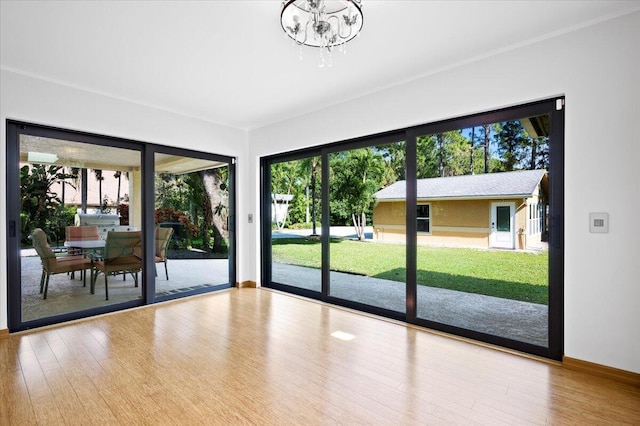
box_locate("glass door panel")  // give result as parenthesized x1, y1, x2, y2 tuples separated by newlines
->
(154, 153, 230, 297)
(328, 142, 406, 313)
(414, 117, 550, 347)
(19, 136, 143, 321)
(269, 156, 322, 293)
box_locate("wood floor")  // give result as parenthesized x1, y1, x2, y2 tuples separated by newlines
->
(1, 289, 638, 425)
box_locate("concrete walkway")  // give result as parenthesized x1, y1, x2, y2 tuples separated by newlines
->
(273, 262, 548, 347)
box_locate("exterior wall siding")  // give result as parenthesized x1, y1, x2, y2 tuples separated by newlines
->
(373, 197, 538, 249)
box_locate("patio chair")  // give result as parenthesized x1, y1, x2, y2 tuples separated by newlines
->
(91, 231, 142, 300)
(155, 226, 174, 280)
(65, 225, 100, 279)
(65, 225, 100, 255)
(32, 228, 92, 299)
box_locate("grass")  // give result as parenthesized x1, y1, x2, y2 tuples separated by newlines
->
(272, 237, 549, 305)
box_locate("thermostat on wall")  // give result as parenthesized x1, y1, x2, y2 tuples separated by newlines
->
(589, 212, 609, 233)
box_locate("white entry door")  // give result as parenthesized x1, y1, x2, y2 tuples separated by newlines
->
(490, 202, 515, 249)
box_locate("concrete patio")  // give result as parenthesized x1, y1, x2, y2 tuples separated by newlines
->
(20, 253, 229, 321)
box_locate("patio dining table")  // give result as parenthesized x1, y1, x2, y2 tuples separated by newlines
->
(63, 239, 106, 250)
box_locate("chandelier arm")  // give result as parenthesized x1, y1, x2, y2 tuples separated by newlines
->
(292, 19, 311, 46)
(334, 16, 353, 41)
(325, 11, 357, 41)
(300, 19, 311, 45)
(327, 14, 341, 39)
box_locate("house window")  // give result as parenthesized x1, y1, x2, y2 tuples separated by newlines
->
(417, 204, 430, 233)
(528, 203, 545, 235)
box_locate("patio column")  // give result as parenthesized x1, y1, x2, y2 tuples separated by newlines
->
(129, 168, 142, 230)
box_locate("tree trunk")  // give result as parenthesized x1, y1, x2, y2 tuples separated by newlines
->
(483, 124, 490, 173)
(351, 213, 360, 240)
(202, 170, 229, 249)
(437, 134, 445, 177)
(311, 164, 317, 235)
(530, 139, 537, 170)
(116, 174, 121, 205)
(470, 127, 475, 175)
(351, 211, 366, 241)
(201, 191, 213, 250)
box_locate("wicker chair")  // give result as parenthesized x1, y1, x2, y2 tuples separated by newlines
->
(91, 231, 142, 300)
(32, 228, 92, 299)
(155, 227, 174, 280)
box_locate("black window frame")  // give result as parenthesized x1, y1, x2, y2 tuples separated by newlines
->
(6, 120, 236, 331)
(416, 204, 431, 233)
(262, 97, 564, 360)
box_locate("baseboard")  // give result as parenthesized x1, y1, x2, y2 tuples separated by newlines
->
(0, 328, 9, 340)
(237, 280, 257, 288)
(563, 356, 640, 387)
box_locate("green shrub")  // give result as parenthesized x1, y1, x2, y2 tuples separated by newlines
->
(289, 222, 321, 230)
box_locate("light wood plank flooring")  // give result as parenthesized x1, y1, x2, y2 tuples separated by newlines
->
(1, 288, 638, 425)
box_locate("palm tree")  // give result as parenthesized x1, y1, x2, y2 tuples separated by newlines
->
(299, 156, 321, 235)
(92, 169, 104, 212)
(114, 171, 122, 206)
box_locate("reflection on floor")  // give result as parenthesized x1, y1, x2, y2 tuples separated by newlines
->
(21, 255, 230, 321)
(273, 262, 548, 347)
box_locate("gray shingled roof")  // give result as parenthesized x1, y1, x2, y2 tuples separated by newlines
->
(374, 169, 547, 200)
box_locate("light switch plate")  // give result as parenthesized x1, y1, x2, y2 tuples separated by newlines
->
(589, 212, 609, 233)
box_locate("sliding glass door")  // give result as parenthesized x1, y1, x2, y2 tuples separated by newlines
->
(413, 111, 553, 349)
(262, 99, 564, 360)
(14, 132, 143, 322)
(6, 121, 236, 331)
(326, 140, 406, 316)
(153, 151, 232, 299)
(266, 153, 323, 295)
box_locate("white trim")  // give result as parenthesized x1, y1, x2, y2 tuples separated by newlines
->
(490, 202, 516, 249)
(432, 226, 490, 234)
(374, 224, 490, 234)
(376, 194, 533, 202)
(417, 203, 431, 234)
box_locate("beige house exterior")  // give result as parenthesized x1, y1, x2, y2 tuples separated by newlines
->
(372, 170, 548, 250)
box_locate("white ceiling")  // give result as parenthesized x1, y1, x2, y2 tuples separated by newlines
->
(2, 1, 639, 131)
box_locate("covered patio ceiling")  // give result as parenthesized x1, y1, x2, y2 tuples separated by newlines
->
(19, 135, 226, 174)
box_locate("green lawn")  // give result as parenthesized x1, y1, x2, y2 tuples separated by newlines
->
(272, 238, 549, 305)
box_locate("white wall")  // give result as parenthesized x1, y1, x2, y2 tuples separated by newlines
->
(2, 10, 638, 375)
(0, 69, 250, 331)
(249, 12, 640, 373)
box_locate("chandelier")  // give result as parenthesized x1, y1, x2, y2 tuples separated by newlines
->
(281, 0, 364, 66)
